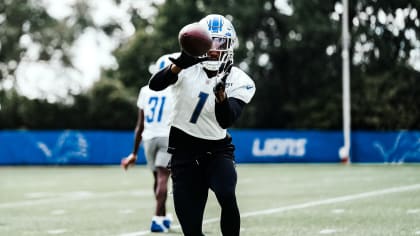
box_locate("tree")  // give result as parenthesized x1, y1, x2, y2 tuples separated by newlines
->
(0, 0, 82, 81)
(0, 78, 137, 130)
(85, 78, 137, 129)
(109, 0, 203, 89)
(223, 0, 344, 129)
(0, 89, 24, 128)
(0, 0, 135, 130)
(349, 0, 420, 130)
(0, 0, 124, 83)
(110, 0, 420, 130)
(2, 0, 419, 130)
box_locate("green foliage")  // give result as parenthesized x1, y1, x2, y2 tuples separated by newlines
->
(85, 79, 137, 129)
(352, 67, 420, 130)
(0, 0, 136, 130)
(230, 0, 344, 129)
(232, 0, 420, 129)
(0, 0, 97, 81)
(1, 0, 419, 130)
(0, 89, 24, 128)
(0, 79, 136, 130)
(110, 0, 206, 89)
(110, 31, 160, 89)
(349, 0, 420, 130)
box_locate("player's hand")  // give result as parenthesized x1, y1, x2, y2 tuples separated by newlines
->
(169, 50, 208, 69)
(121, 153, 137, 171)
(213, 60, 233, 103)
(213, 80, 226, 103)
(219, 59, 233, 75)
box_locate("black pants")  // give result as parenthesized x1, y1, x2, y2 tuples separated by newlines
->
(170, 151, 240, 236)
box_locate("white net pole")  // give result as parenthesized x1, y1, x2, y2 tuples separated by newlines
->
(340, 0, 351, 163)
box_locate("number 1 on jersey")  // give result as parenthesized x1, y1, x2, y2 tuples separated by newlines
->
(189, 92, 209, 124)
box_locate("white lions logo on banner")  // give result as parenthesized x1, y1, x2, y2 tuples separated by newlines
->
(252, 138, 307, 157)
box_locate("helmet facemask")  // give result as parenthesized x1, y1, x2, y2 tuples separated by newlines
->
(202, 37, 234, 72)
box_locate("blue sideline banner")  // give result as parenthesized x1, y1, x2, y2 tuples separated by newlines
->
(0, 130, 419, 165)
(231, 130, 342, 163)
(0, 130, 134, 165)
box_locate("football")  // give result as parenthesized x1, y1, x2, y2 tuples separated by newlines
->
(178, 22, 212, 57)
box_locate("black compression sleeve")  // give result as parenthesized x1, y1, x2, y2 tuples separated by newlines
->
(215, 97, 246, 129)
(149, 66, 178, 91)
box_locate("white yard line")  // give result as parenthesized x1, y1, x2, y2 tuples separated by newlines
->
(0, 191, 150, 208)
(118, 183, 420, 236)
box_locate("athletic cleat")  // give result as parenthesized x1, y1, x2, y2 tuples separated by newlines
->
(150, 216, 168, 233)
(163, 214, 173, 229)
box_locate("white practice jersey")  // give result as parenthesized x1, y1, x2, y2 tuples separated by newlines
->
(137, 85, 173, 140)
(171, 64, 255, 140)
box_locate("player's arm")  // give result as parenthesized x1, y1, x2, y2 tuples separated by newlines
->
(213, 69, 255, 129)
(148, 65, 179, 91)
(132, 108, 145, 156)
(121, 109, 144, 170)
(149, 51, 207, 91)
(212, 64, 247, 128)
(214, 96, 246, 129)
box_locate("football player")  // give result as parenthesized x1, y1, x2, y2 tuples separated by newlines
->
(122, 53, 179, 233)
(149, 14, 255, 236)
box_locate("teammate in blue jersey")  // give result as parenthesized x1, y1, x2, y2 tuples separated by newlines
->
(122, 53, 179, 233)
(149, 14, 255, 236)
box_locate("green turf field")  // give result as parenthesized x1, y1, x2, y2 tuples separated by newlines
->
(1, 164, 420, 236)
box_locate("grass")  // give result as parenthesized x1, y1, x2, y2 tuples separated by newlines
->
(1, 164, 420, 236)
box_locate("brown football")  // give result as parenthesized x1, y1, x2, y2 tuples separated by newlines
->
(178, 22, 212, 57)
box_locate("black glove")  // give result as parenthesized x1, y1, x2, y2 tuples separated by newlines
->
(169, 51, 208, 69)
(213, 80, 226, 96)
(213, 60, 233, 102)
(213, 81, 226, 103)
(218, 59, 233, 74)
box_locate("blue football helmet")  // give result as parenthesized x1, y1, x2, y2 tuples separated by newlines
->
(199, 14, 237, 71)
(150, 52, 180, 74)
